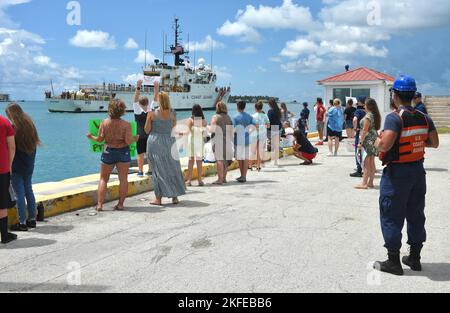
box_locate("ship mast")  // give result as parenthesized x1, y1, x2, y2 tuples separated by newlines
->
(165, 18, 188, 67)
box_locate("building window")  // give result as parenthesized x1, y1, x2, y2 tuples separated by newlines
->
(333, 88, 351, 106)
(352, 89, 371, 99)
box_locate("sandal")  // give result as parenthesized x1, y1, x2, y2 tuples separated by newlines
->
(198, 181, 205, 187)
(172, 198, 180, 205)
(212, 181, 224, 185)
(114, 205, 125, 211)
(186, 181, 192, 187)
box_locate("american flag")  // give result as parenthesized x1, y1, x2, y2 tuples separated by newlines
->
(171, 45, 184, 54)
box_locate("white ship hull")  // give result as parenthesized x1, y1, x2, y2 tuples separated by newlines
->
(47, 90, 230, 113)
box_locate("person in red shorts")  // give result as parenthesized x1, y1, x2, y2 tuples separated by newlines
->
(0, 114, 18, 244)
(293, 130, 318, 166)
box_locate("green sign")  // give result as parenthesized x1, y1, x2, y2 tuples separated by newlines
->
(89, 119, 138, 158)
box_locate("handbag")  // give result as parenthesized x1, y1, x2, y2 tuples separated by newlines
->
(9, 182, 17, 208)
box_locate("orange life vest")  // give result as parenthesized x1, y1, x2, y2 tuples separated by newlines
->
(380, 108, 429, 165)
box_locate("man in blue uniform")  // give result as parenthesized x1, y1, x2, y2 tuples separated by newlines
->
(413, 92, 428, 115)
(374, 75, 439, 276)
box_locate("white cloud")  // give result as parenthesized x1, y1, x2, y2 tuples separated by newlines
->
(217, 21, 261, 43)
(281, 54, 350, 73)
(0, 0, 31, 27)
(217, 0, 318, 43)
(69, 30, 117, 50)
(188, 35, 225, 52)
(281, 38, 319, 58)
(124, 38, 138, 49)
(134, 49, 156, 64)
(122, 73, 144, 85)
(0, 27, 83, 98)
(319, 0, 450, 31)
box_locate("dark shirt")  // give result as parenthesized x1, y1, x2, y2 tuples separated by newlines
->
(344, 107, 357, 121)
(12, 148, 36, 176)
(296, 133, 318, 155)
(354, 108, 366, 132)
(384, 106, 436, 134)
(268, 109, 282, 133)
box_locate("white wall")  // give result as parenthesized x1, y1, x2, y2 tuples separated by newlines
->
(323, 82, 391, 117)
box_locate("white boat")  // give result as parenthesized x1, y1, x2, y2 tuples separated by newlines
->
(45, 19, 230, 113)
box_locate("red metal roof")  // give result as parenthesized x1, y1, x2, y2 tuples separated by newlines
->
(318, 67, 395, 84)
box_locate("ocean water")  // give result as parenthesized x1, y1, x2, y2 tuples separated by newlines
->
(0, 101, 316, 184)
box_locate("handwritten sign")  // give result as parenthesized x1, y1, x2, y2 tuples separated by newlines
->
(89, 119, 138, 158)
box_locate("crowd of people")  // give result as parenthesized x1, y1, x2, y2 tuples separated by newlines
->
(0, 75, 442, 279)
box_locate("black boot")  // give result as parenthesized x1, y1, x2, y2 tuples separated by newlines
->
(374, 253, 404, 276)
(402, 245, 423, 272)
(0, 217, 17, 244)
(37, 203, 46, 222)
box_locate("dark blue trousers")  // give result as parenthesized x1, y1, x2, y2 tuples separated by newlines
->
(379, 162, 427, 253)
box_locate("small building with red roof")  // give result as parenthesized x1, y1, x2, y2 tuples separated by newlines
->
(318, 67, 395, 116)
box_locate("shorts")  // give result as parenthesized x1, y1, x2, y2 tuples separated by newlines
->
(327, 128, 343, 139)
(317, 121, 325, 132)
(235, 145, 250, 161)
(0, 172, 15, 209)
(137, 137, 148, 155)
(346, 120, 354, 129)
(101, 146, 131, 165)
(300, 152, 317, 161)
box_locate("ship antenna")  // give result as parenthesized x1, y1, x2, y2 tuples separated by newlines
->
(144, 29, 148, 68)
(50, 79, 55, 97)
(211, 38, 214, 72)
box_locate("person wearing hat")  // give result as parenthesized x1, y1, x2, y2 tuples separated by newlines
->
(374, 75, 439, 276)
(413, 92, 428, 115)
(350, 96, 367, 178)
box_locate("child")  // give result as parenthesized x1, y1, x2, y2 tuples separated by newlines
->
(293, 130, 318, 165)
(281, 121, 295, 148)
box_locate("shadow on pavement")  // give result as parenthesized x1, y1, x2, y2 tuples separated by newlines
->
(123, 207, 166, 214)
(32, 225, 74, 235)
(425, 168, 449, 172)
(166, 200, 210, 208)
(406, 263, 450, 281)
(0, 282, 108, 293)
(0, 238, 57, 250)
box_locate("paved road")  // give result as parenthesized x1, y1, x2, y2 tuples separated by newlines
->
(1, 136, 449, 293)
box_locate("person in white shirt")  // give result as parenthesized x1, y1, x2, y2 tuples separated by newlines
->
(133, 80, 155, 177)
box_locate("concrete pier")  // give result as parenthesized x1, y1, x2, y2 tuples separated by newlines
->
(0, 135, 449, 293)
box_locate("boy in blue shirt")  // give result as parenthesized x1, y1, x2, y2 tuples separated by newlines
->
(233, 101, 255, 183)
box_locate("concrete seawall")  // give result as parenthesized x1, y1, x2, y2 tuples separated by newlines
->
(7, 133, 318, 225)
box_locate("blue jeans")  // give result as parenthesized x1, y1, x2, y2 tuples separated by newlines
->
(11, 172, 36, 225)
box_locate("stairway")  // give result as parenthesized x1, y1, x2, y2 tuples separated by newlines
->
(424, 96, 450, 128)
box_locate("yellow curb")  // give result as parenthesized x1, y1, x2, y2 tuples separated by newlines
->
(7, 133, 318, 225)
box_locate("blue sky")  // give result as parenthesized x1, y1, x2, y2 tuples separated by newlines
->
(1, 0, 450, 101)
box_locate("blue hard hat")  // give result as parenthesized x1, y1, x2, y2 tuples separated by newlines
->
(392, 75, 417, 92)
